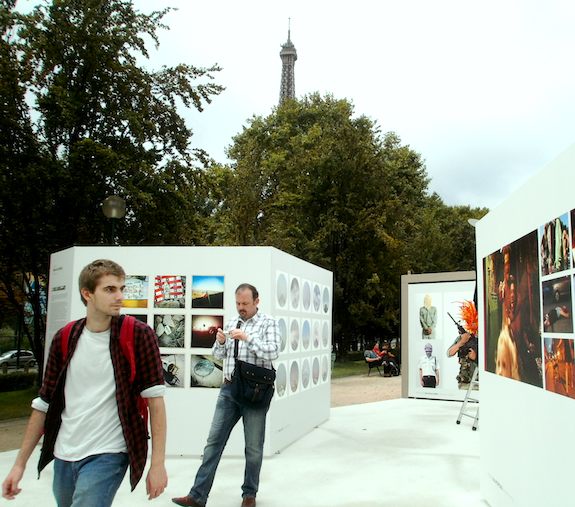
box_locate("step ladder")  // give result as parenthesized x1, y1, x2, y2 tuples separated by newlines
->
(456, 366, 479, 430)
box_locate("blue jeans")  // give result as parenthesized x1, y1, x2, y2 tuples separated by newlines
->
(189, 384, 269, 505)
(53, 453, 129, 507)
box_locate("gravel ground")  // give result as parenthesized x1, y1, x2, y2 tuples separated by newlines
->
(0, 374, 402, 452)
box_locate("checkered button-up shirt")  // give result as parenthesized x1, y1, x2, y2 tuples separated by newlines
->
(213, 311, 280, 381)
(38, 316, 164, 490)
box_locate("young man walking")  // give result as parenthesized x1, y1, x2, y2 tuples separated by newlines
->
(173, 283, 280, 507)
(2, 259, 167, 506)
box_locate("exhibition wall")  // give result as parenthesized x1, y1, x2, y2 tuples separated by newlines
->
(45, 246, 333, 457)
(476, 144, 575, 506)
(401, 272, 476, 401)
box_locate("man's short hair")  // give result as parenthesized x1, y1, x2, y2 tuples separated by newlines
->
(235, 283, 259, 300)
(78, 259, 125, 306)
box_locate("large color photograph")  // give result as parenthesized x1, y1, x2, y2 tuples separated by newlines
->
(483, 231, 542, 387)
(154, 314, 185, 348)
(191, 275, 224, 309)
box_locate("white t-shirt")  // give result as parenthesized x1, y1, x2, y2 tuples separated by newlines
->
(32, 326, 165, 462)
(418, 355, 438, 376)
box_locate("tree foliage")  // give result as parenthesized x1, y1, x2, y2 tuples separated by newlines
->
(214, 95, 426, 349)
(0, 0, 223, 373)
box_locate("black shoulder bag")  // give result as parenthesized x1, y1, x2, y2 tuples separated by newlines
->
(230, 322, 276, 408)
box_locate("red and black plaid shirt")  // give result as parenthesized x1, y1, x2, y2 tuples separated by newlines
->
(38, 316, 164, 490)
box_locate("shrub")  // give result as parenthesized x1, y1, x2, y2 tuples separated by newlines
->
(0, 371, 37, 392)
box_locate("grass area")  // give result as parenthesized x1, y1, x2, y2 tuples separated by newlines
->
(331, 359, 368, 379)
(0, 387, 36, 420)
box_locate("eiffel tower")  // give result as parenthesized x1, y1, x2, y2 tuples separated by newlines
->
(279, 20, 297, 104)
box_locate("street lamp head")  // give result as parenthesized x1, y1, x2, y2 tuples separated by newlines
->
(102, 195, 126, 219)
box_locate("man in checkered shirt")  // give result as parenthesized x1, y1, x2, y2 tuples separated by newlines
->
(173, 283, 280, 507)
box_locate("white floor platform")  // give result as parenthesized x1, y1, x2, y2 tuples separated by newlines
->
(0, 398, 484, 507)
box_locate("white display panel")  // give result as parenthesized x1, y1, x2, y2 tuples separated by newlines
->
(401, 273, 476, 401)
(45, 246, 332, 457)
(477, 143, 575, 506)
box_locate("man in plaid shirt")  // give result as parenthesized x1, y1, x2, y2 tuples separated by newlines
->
(2, 259, 167, 506)
(173, 283, 280, 507)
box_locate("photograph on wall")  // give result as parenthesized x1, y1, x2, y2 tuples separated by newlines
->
(190, 355, 223, 388)
(127, 313, 148, 324)
(301, 358, 311, 389)
(321, 355, 329, 382)
(483, 230, 542, 387)
(275, 362, 287, 398)
(312, 320, 320, 349)
(191, 315, 224, 348)
(313, 284, 321, 312)
(312, 356, 320, 385)
(418, 342, 440, 388)
(276, 272, 288, 308)
(290, 318, 300, 352)
(407, 279, 475, 400)
(544, 338, 575, 399)
(154, 314, 185, 348)
(542, 276, 573, 333)
(302, 280, 311, 311)
(302, 319, 311, 350)
(539, 213, 571, 275)
(123, 275, 149, 308)
(419, 293, 439, 339)
(290, 276, 300, 310)
(154, 275, 186, 308)
(289, 360, 299, 393)
(321, 320, 330, 348)
(278, 317, 288, 353)
(161, 353, 184, 388)
(445, 300, 479, 389)
(191, 275, 224, 309)
(322, 286, 330, 314)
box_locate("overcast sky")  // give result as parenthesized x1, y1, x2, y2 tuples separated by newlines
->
(26, 0, 575, 210)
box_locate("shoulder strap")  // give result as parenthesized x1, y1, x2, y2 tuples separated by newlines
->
(119, 315, 136, 383)
(60, 320, 77, 360)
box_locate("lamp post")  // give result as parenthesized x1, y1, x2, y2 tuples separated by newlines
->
(102, 195, 126, 245)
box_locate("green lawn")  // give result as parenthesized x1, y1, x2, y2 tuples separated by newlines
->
(331, 359, 368, 379)
(0, 387, 37, 420)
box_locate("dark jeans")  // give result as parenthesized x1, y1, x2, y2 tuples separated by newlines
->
(189, 383, 269, 505)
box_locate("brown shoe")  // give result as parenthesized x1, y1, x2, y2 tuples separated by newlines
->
(172, 496, 203, 507)
(241, 497, 256, 507)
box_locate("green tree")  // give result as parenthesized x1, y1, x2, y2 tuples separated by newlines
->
(220, 94, 431, 352)
(0, 0, 223, 373)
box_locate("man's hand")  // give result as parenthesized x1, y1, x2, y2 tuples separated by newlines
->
(145, 463, 167, 500)
(2, 465, 24, 500)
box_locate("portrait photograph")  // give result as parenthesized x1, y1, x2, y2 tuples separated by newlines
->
(191, 315, 224, 348)
(290, 318, 300, 352)
(289, 360, 299, 393)
(154, 275, 186, 308)
(483, 231, 542, 387)
(191, 275, 224, 309)
(278, 317, 288, 353)
(312, 356, 320, 385)
(276, 272, 288, 308)
(302, 280, 311, 311)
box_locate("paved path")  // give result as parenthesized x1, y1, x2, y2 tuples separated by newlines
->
(0, 373, 402, 452)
